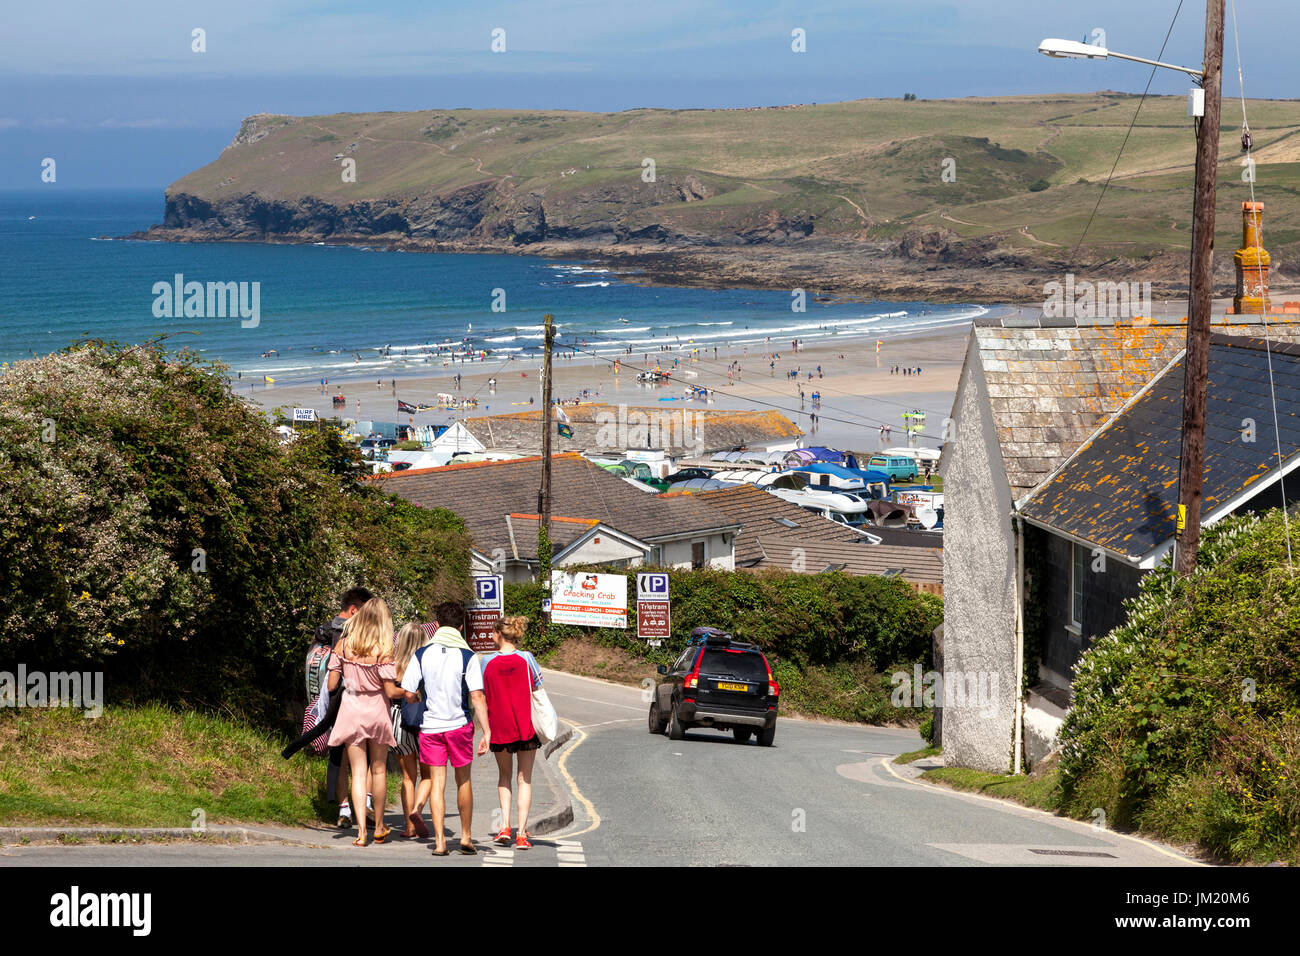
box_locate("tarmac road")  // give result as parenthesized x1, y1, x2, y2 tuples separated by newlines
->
(541, 671, 1199, 868)
(0, 670, 1199, 868)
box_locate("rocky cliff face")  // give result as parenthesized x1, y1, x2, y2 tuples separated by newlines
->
(156, 160, 813, 249)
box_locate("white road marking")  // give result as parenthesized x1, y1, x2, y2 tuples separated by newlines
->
(545, 691, 645, 713)
(573, 717, 639, 730)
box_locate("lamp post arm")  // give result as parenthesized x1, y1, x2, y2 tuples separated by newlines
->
(1106, 50, 1204, 80)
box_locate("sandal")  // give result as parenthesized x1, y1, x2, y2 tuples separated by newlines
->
(352, 835, 369, 848)
(431, 846, 450, 857)
(408, 811, 430, 839)
(458, 841, 477, 855)
(373, 826, 392, 844)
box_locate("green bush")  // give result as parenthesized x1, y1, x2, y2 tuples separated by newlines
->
(505, 566, 943, 724)
(0, 342, 470, 728)
(1058, 510, 1300, 863)
(919, 712, 935, 746)
(1028, 179, 1051, 192)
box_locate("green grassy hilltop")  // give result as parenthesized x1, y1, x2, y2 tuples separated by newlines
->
(156, 93, 1300, 295)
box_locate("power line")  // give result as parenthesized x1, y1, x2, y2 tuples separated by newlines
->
(1068, 0, 1186, 270)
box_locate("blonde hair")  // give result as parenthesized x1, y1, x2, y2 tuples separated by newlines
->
(393, 622, 424, 673)
(344, 597, 394, 660)
(495, 615, 528, 646)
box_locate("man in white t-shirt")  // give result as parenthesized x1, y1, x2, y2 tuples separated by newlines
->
(401, 603, 490, 855)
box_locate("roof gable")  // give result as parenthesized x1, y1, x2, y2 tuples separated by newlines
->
(1019, 335, 1300, 559)
(972, 315, 1300, 496)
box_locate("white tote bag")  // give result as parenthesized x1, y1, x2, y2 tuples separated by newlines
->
(531, 686, 559, 744)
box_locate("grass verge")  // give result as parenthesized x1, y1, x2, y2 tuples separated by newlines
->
(894, 746, 941, 765)
(921, 764, 1062, 812)
(0, 704, 329, 828)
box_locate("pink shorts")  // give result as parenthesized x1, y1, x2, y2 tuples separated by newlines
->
(418, 723, 475, 768)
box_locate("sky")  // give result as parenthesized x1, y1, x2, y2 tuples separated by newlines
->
(0, 0, 1295, 189)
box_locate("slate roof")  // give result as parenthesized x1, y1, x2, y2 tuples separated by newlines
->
(462, 404, 801, 457)
(685, 484, 944, 584)
(370, 453, 740, 556)
(969, 314, 1300, 498)
(1019, 335, 1300, 559)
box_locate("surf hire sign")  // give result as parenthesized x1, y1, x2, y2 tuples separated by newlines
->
(550, 571, 628, 628)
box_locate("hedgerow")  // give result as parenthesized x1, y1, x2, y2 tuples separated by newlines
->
(505, 567, 943, 723)
(1058, 509, 1300, 863)
(0, 342, 470, 728)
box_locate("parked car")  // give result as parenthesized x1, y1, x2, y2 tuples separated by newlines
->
(867, 454, 919, 482)
(648, 627, 779, 745)
(665, 467, 714, 484)
(358, 437, 398, 460)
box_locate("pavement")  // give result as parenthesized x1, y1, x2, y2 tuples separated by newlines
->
(0, 668, 1204, 867)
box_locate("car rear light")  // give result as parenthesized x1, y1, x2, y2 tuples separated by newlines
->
(684, 651, 702, 691)
(761, 655, 779, 696)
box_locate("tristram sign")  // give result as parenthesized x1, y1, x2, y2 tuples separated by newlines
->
(465, 574, 503, 652)
(551, 571, 627, 629)
(636, 572, 671, 641)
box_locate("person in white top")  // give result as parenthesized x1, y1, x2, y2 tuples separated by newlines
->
(400, 603, 490, 856)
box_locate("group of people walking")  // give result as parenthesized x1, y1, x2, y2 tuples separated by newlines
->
(309, 590, 545, 854)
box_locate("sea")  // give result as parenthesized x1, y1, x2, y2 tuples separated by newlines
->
(0, 189, 986, 388)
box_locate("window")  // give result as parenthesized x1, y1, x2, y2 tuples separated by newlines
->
(773, 517, 800, 528)
(1070, 542, 1085, 628)
(691, 541, 706, 569)
(649, 545, 663, 566)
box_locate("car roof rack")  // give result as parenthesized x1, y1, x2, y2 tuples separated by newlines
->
(688, 627, 762, 651)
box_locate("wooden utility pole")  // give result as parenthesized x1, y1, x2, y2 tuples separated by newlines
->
(538, 314, 556, 623)
(1175, 0, 1224, 577)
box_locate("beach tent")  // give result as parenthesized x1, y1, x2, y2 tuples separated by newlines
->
(783, 449, 818, 466)
(866, 500, 910, 528)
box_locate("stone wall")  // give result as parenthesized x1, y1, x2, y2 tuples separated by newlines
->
(940, 336, 1019, 772)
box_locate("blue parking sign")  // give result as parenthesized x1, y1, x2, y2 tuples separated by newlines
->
(470, 574, 502, 610)
(637, 572, 670, 599)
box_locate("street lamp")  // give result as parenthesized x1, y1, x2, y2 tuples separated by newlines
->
(1037, 38, 1204, 80)
(1037, 3, 1226, 583)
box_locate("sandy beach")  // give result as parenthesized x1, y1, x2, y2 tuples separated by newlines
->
(244, 315, 981, 454)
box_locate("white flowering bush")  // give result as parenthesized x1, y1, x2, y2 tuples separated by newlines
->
(0, 342, 470, 726)
(1058, 510, 1300, 862)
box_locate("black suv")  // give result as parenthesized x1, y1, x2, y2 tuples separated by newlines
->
(648, 627, 780, 745)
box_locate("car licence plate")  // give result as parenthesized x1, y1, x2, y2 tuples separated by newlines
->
(716, 681, 749, 692)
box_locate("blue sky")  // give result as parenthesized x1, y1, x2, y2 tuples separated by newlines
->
(1, 0, 1295, 189)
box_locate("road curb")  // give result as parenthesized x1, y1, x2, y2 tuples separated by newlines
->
(529, 725, 576, 834)
(0, 825, 309, 846)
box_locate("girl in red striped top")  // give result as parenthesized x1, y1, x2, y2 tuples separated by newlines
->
(481, 615, 543, 849)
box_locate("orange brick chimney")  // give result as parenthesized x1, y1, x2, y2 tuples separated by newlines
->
(1233, 201, 1271, 314)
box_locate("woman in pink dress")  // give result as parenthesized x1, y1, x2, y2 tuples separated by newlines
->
(327, 597, 400, 846)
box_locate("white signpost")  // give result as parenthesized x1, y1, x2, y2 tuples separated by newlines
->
(550, 571, 628, 628)
(292, 407, 317, 422)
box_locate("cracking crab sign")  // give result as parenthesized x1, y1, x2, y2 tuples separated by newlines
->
(550, 571, 628, 629)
